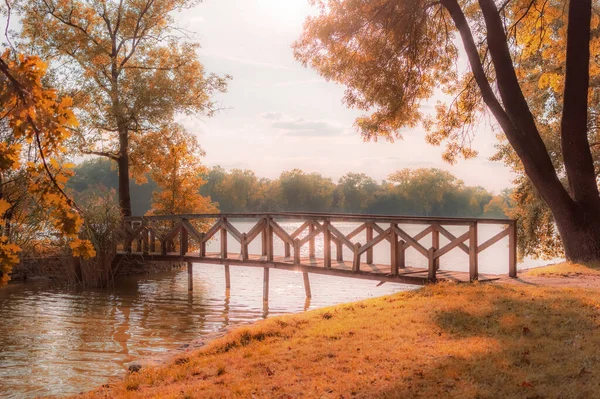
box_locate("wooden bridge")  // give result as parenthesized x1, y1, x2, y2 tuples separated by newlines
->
(116, 212, 517, 299)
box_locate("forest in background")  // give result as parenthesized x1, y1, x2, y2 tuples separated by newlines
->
(70, 159, 512, 219)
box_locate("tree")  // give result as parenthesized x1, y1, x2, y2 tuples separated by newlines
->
(337, 172, 378, 213)
(279, 169, 335, 212)
(134, 124, 217, 220)
(295, 0, 600, 261)
(0, 49, 94, 286)
(21, 0, 229, 216)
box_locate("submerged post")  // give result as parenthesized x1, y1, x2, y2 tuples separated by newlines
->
(225, 264, 231, 289)
(263, 267, 270, 302)
(303, 272, 312, 298)
(187, 261, 193, 291)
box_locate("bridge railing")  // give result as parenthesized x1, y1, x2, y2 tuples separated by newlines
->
(118, 212, 517, 282)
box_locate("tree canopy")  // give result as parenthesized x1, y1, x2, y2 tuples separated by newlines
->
(295, 0, 600, 261)
(20, 0, 229, 216)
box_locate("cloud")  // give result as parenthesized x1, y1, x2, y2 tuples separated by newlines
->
(201, 52, 297, 70)
(271, 118, 347, 137)
(261, 112, 283, 120)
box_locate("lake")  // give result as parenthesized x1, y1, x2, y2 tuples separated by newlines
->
(0, 220, 556, 398)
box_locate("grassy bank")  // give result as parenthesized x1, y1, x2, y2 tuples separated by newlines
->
(82, 282, 600, 398)
(523, 261, 600, 277)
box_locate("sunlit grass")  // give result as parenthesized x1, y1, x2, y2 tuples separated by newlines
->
(524, 261, 600, 277)
(81, 282, 600, 398)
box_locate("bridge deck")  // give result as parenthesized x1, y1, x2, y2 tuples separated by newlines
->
(115, 251, 501, 285)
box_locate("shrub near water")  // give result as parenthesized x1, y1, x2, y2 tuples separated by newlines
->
(84, 283, 600, 399)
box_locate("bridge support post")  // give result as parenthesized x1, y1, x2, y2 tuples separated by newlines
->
(303, 272, 312, 298)
(308, 223, 315, 258)
(220, 218, 228, 259)
(225, 264, 231, 289)
(398, 240, 406, 269)
(261, 218, 267, 258)
(432, 225, 440, 271)
(469, 222, 478, 282)
(263, 267, 269, 302)
(427, 248, 436, 282)
(323, 220, 331, 268)
(509, 220, 517, 278)
(366, 224, 373, 264)
(266, 218, 274, 262)
(336, 238, 343, 262)
(187, 262, 193, 291)
(390, 223, 398, 276)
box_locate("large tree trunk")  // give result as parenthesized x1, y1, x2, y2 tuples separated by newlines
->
(554, 205, 600, 261)
(118, 132, 132, 217)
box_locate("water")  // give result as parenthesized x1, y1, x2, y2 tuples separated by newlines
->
(0, 221, 556, 398)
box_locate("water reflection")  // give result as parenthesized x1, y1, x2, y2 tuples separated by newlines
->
(0, 264, 415, 398)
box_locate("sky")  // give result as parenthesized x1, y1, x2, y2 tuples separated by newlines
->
(175, 0, 514, 193)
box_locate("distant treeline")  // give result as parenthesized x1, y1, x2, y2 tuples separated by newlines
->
(70, 159, 512, 218)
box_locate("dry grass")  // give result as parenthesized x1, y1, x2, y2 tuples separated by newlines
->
(524, 261, 600, 277)
(80, 282, 600, 399)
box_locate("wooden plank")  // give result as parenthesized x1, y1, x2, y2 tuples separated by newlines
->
(303, 272, 311, 298)
(346, 223, 367, 240)
(327, 223, 355, 250)
(394, 226, 429, 257)
(435, 224, 470, 254)
(358, 228, 392, 255)
(290, 221, 310, 239)
(477, 227, 510, 254)
(469, 222, 478, 282)
(398, 225, 434, 250)
(182, 220, 203, 242)
(222, 220, 243, 243)
(370, 223, 393, 243)
(245, 218, 266, 243)
(125, 212, 509, 225)
(509, 221, 517, 278)
(202, 219, 222, 242)
(270, 219, 294, 245)
(298, 223, 324, 247)
(434, 231, 470, 260)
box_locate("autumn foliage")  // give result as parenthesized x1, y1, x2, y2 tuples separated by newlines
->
(0, 50, 94, 285)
